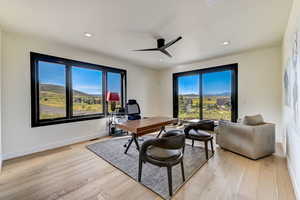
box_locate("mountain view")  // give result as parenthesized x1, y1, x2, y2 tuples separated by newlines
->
(178, 70, 232, 121)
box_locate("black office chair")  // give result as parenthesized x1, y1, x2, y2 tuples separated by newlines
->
(138, 130, 185, 196)
(126, 99, 141, 120)
(123, 99, 142, 153)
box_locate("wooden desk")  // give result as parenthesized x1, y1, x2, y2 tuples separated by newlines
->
(116, 117, 177, 154)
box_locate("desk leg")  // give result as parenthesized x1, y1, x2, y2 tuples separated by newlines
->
(156, 126, 167, 138)
(133, 135, 140, 151)
(124, 136, 134, 154)
(124, 134, 140, 154)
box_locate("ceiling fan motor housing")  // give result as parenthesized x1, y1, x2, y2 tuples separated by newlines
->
(157, 38, 165, 48)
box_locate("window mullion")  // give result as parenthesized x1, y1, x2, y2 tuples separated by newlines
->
(199, 73, 203, 120)
(103, 71, 107, 116)
(231, 69, 238, 122)
(121, 72, 125, 108)
(33, 59, 40, 122)
(66, 65, 72, 119)
(173, 75, 178, 118)
(125, 72, 127, 106)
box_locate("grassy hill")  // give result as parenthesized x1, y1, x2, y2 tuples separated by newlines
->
(40, 84, 101, 97)
(178, 94, 231, 121)
(39, 84, 102, 119)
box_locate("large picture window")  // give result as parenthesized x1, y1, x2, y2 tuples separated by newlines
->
(173, 64, 238, 122)
(31, 52, 126, 127)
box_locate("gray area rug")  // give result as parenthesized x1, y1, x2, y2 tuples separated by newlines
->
(87, 135, 212, 200)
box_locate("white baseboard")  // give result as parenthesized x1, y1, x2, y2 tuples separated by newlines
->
(2, 133, 104, 160)
(287, 156, 300, 200)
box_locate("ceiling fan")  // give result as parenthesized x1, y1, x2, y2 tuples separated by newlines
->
(133, 36, 182, 58)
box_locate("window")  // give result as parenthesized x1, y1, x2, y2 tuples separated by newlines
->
(173, 64, 238, 122)
(31, 52, 126, 127)
(202, 70, 233, 121)
(107, 72, 122, 113)
(178, 75, 200, 120)
(38, 61, 67, 120)
(72, 67, 103, 116)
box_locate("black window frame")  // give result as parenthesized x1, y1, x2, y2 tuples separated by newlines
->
(173, 63, 238, 122)
(31, 52, 127, 127)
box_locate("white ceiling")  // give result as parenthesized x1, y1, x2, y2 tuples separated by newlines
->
(0, 0, 292, 68)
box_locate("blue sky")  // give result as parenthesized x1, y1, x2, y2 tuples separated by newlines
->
(72, 67, 102, 95)
(178, 70, 232, 95)
(178, 75, 200, 95)
(107, 72, 121, 94)
(39, 61, 66, 86)
(39, 61, 121, 95)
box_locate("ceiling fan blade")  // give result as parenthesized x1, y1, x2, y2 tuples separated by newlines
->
(163, 36, 182, 49)
(133, 48, 159, 51)
(160, 49, 172, 58)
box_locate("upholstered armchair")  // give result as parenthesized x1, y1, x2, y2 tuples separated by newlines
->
(215, 115, 275, 160)
(138, 130, 185, 196)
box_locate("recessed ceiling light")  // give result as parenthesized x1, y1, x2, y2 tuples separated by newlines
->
(222, 41, 230, 46)
(84, 32, 93, 37)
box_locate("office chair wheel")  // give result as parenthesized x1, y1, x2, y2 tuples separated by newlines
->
(123, 138, 131, 148)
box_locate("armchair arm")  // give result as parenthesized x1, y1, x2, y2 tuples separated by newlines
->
(184, 123, 205, 135)
(252, 123, 275, 154)
(163, 129, 183, 137)
(184, 121, 214, 135)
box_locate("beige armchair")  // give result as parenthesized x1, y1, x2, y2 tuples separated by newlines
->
(215, 115, 275, 160)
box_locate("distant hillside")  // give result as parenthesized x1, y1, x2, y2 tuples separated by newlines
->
(205, 92, 231, 96)
(180, 92, 230, 97)
(40, 84, 101, 97)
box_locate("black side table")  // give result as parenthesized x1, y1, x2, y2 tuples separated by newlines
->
(108, 112, 126, 136)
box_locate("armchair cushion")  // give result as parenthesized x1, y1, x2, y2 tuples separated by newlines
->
(147, 146, 181, 161)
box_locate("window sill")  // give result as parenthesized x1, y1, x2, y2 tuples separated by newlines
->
(32, 114, 106, 127)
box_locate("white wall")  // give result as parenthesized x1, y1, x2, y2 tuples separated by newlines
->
(157, 46, 283, 142)
(282, 0, 300, 198)
(1, 32, 160, 160)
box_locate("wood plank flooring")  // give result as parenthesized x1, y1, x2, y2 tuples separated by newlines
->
(0, 137, 296, 200)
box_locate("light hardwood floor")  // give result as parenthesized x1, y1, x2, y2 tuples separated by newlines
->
(0, 137, 296, 200)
